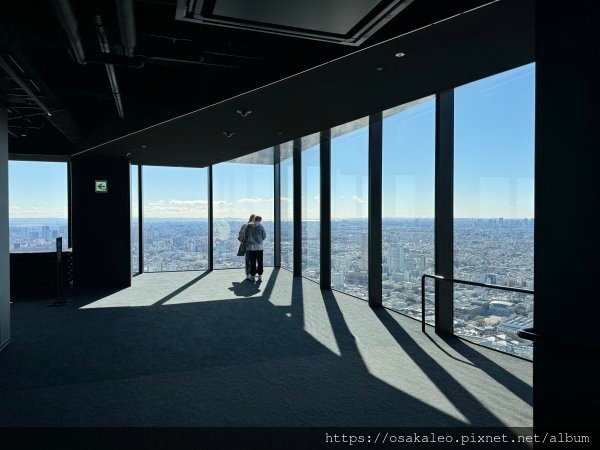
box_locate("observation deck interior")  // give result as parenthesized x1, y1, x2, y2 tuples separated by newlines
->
(0, 268, 532, 427)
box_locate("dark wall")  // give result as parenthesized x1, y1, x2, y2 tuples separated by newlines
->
(10, 252, 73, 300)
(534, 1, 600, 427)
(71, 155, 131, 291)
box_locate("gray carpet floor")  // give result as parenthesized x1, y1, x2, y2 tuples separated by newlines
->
(0, 268, 532, 426)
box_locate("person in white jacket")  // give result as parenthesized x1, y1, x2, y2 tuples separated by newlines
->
(246, 215, 266, 281)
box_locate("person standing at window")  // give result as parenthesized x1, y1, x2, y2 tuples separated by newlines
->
(246, 215, 266, 281)
(238, 214, 255, 280)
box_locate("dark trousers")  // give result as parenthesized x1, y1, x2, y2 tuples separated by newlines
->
(245, 252, 251, 275)
(248, 250, 264, 276)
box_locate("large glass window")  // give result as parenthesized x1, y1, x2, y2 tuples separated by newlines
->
(213, 148, 275, 269)
(331, 118, 369, 299)
(301, 133, 320, 280)
(131, 164, 139, 274)
(142, 166, 209, 272)
(8, 160, 69, 252)
(280, 142, 294, 270)
(382, 97, 436, 323)
(454, 63, 535, 359)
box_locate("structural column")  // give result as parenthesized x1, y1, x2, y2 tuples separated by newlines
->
(273, 146, 281, 268)
(292, 139, 302, 276)
(207, 165, 213, 271)
(435, 91, 454, 335)
(0, 108, 10, 351)
(137, 164, 144, 273)
(71, 154, 131, 291)
(534, 1, 600, 428)
(320, 131, 331, 289)
(67, 160, 72, 249)
(368, 114, 383, 306)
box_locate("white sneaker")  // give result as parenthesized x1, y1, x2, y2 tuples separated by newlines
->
(257, 275, 262, 281)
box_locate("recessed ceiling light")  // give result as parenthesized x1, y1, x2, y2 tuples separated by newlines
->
(236, 109, 252, 117)
(141, 145, 147, 148)
(20, 134, 27, 137)
(376, 67, 384, 71)
(395, 52, 406, 58)
(223, 131, 235, 138)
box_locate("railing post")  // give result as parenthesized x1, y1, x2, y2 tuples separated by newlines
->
(421, 275, 426, 332)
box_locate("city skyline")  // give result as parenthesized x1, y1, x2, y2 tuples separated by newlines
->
(7, 63, 535, 360)
(8, 64, 534, 220)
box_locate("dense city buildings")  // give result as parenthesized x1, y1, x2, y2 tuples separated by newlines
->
(8, 219, 68, 252)
(134, 219, 275, 272)
(9, 213, 533, 361)
(298, 217, 533, 359)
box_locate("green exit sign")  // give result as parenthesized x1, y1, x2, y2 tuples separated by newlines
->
(95, 180, 108, 193)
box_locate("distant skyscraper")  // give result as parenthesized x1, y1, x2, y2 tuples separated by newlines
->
(360, 233, 368, 270)
(333, 272, 344, 290)
(389, 245, 405, 273)
(485, 273, 498, 285)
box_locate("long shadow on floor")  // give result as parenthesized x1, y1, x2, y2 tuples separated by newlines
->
(436, 334, 533, 406)
(154, 271, 211, 305)
(422, 332, 477, 367)
(0, 271, 506, 426)
(372, 307, 505, 426)
(319, 289, 364, 361)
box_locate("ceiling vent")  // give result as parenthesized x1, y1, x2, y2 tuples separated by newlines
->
(175, 0, 415, 46)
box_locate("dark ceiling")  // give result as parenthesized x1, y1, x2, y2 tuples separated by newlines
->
(0, 0, 500, 158)
(73, 0, 534, 167)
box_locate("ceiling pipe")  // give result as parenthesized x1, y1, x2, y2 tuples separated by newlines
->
(51, 0, 86, 64)
(116, 0, 137, 57)
(0, 56, 53, 116)
(94, 16, 125, 119)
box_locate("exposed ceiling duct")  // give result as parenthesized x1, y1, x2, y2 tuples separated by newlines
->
(94, 15, 125, 119)
(51, 0, 86, 64)
(0, 51, 82, 143)
(116, 0, 137, 57)
(0, 55, 53, 116)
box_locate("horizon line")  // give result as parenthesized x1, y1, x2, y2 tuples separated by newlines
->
(10, 216, 536, 221)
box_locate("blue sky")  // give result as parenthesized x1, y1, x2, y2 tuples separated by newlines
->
(454, 63, 535, 218)
(9, 161, 68, 218)
(9, 63, 534, 220)
(140, 165, 209, 219)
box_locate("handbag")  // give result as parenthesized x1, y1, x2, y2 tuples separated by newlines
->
(237, 224, 250, 256)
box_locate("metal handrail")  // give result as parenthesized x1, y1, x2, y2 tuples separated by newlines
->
(420, 274, 534, 333)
